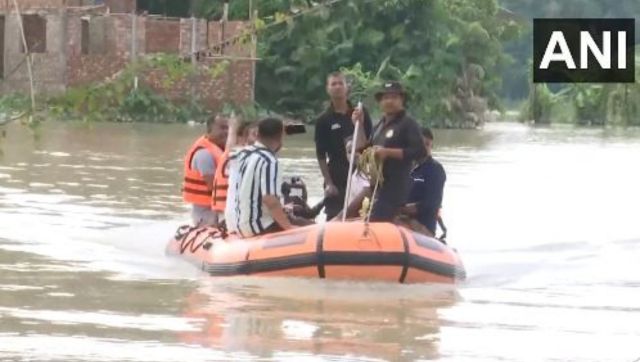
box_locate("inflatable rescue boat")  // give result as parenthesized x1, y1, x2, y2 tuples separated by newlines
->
(166, 222, 466, 284)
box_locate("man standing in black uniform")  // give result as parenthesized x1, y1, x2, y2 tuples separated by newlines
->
(369, 81, 426, 222)
(314, 72, 372, 220)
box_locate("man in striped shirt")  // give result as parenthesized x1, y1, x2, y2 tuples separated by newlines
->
(225, 118, 295, 237)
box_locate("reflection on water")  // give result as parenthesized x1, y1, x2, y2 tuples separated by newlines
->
(0, 246, 456, 362)
(179, 278, 458, 361)
(1, 121, 640, 361)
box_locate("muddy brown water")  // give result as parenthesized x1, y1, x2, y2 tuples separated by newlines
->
(1, 121, 639, 361)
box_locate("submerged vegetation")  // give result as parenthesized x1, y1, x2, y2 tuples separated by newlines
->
(501, 0, 640, 126)
(0, 54, 230, 124)
(520, 54, 640, 126)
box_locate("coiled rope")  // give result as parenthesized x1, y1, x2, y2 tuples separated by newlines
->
(356, 147, 384, 185)
(356, 147, 384, 223)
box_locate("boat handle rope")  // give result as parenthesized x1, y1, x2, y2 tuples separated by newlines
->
(437, 215, 448, 244)
(174, 225, 193, 241)
(177, 225, 226, 254)
(358, 146, 384, 237)
(179, 228, 210, 254)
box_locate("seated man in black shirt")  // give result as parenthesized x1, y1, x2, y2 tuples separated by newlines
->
(400, 127, 446, 237)
(314, 71, 372, 220)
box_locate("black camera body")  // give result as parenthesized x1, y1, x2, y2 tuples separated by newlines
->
(284, 123, 306, 135)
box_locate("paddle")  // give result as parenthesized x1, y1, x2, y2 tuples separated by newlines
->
(342, 101, 363, 222)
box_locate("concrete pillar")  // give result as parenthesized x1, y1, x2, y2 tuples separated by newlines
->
(130, 11, 136, 60)
(60, 4, 68, 87)
(190, 16, 196, 65)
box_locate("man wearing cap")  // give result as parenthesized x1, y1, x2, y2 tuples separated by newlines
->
(368, 81, 426, 222)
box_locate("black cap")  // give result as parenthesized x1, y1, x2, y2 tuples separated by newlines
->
(375, 81, 408, 101)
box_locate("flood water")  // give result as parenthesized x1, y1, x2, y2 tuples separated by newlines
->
(1, 121, 639, 361)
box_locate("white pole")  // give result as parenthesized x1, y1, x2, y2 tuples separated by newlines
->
(190, 16, 197, 65)
(11, 0, 36, 118)
(223, 2, 229, 21)
(342, 101, 362, 222)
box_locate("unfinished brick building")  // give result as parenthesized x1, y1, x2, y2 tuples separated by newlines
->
(0, 0, 256, 110)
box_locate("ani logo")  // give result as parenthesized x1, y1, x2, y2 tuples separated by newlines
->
(533, 18, 635, 83)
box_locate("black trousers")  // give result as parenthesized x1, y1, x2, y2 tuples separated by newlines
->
(369, 184, 406, 222)
(369, 199, 401, 222)
(324, 189, 346, 220)
(260, 222, 284, 235)
(323, 163, 349, 220)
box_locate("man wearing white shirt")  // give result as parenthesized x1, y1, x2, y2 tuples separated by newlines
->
(225, 118, 295, 237)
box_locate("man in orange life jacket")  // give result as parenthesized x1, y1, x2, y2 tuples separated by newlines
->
(182, 115, 229, 227)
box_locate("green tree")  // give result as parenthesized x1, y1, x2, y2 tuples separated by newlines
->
(248, 0, 518, 127)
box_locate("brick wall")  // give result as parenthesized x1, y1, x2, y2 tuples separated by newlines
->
(65, 0, 88, 6)
(207, 20, 220, 50)
(2, 10, 66, 94)
(0, 16, 4, 77)
(0, 0, 65, 11)
(145, 18, 180, 54)
(226, 60, 254, 104)
(179, 18, 207, 56)
(0, 7, 255, 109)
(0, 0, 133, 12)
(135, 19, 257, 109)
(103, 0, 135, 14)
(209, 21, 254, 106)
(141, 58, 253, 111)
(66, 12, 128, 86)
(222, 21, 253, 58)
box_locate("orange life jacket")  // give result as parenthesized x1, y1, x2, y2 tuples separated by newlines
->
(182, 136, 225, 207)
(211, 149, 229, 212)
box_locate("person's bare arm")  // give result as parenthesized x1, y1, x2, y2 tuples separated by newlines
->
(192, 149, 216, 192)
(318, 158, 334, 186)
(400, 202, 418, 216)
(225, 113, 239, 149)
(203, 174, 214, 192)
(374, 147, 404, 160)
(318, 158, 339, 197)
(347, 187, 371, 217)
(314, 118, 338, 196)
(351, 106, 367, 151)
(350, 120, 367, 153)
(331, 187, 371, 221)
(355, 122, 367, 153)
(263, 195, 295, 230)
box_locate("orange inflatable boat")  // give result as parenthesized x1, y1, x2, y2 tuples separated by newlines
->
(166, 222, 466, 284)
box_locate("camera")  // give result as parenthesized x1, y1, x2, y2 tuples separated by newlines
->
(285, 123, 306, 135)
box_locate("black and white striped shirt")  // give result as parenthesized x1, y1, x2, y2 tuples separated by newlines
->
(225, 142, 282, 237)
